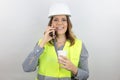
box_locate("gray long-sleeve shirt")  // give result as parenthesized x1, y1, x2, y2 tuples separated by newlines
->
(22, 41, 89, 80)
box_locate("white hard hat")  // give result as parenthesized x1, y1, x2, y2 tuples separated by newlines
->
(48, 3, 71, 18)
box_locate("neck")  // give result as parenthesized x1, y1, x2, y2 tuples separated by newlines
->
(56, 34, 66, 42)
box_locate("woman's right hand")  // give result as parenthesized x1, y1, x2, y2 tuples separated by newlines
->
(39, 26, 55, 48)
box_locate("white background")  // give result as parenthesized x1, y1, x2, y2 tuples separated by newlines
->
(0, 0, 120, 80)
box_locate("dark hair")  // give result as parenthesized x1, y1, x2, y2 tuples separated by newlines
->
(48, 16, 76, 46)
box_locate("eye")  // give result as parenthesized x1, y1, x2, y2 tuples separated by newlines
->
(62, 18, 67, 22)
(53, 19, 58, 22)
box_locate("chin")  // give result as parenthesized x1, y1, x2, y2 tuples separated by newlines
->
(57, 33, 65, 35)
(57, 31, 66, 35)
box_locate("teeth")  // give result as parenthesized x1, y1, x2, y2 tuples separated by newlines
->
(58, 27, 63, 30)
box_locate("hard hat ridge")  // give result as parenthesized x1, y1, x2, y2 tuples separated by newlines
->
(48, 3, 71, 18)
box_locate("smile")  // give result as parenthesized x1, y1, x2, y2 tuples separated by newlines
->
(57, 26, 64, 30)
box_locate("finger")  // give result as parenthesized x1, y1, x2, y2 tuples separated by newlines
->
(59, 62, 68, 69)
(46, 28, 55, 35)
(48, 26, 55, 30)
(58, 57, 66, 64)
(45, 27, 55, 34)
(45, 26, 55, 32)
(59, 55, 68, 60)
(58, 61, 66, 67)
(47, 30, 55, 35)
(60, 65, 67, 69)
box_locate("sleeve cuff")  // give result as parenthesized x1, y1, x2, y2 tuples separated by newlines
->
(74, 68, 89, 80)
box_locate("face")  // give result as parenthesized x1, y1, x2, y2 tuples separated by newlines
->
(51, 15, 68, 36)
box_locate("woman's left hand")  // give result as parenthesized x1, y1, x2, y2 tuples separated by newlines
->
(58, 55, 78, 75)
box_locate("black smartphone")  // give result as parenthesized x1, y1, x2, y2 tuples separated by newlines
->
(49, 32, 54, 37)
(49, 25, 56, 37)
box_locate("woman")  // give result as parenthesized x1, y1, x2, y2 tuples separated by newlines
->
(22, 3, 89, 80)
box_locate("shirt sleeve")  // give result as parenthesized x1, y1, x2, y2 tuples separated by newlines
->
(74, 42, 89, 80)
(22, 42, 44, 72)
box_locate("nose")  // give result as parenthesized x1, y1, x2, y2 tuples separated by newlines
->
(57, 21, 63, 25)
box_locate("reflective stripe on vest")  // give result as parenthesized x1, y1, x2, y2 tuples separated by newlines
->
(37, 39, 82, 78)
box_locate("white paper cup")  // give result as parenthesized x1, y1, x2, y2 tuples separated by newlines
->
(57, 50, 67, 67)
(57, 50, 67, 57)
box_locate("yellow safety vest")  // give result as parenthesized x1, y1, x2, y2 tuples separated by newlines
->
(37, 39, 82, 78)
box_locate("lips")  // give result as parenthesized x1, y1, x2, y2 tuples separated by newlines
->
(56, 26, 64, 30)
